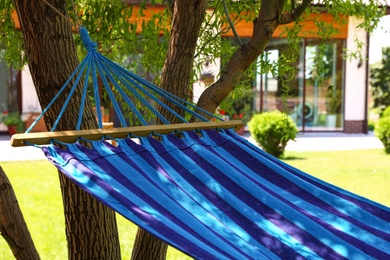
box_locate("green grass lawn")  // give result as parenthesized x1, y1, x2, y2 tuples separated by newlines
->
(0, 149, 389, 259)
(0, 160, 191, 260)
(283, 149, 390, 206)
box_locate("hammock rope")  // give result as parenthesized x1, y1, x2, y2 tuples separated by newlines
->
(25, 26, 226, 133)
(11, 26, 242, 147)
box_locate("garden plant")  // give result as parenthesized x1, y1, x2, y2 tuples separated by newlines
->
(375, 105, 390, 153)
(248, 111, 297, 158)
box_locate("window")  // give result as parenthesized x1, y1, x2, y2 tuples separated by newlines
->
(0, 50, 22, 131)
(255, 38, 345, 131)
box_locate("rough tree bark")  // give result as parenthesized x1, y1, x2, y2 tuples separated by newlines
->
(0, 166, 40, 260)
(156, 0, 209, 123)
(131, 1, 209, 259)
(12, 1, 121, 259)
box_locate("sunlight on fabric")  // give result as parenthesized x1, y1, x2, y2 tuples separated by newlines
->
(39, 129, 390, 259)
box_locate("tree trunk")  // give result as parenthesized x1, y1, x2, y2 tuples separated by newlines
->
(13, 1, 121, 259)
(158, 0, 209, 123)
(131, 228, 168, 260)
(0, 166, 40, 260)
(131, 1, 208, 259)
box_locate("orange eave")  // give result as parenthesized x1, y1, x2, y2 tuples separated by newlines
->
(12, 10, 20, 29)
(222, 13, 349, 39)
(12, 6, 348, 39)
(126, 5, 168, 33)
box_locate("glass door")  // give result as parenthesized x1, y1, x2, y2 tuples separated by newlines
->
(256, 38, 344, 132)
(304, 39, 344, 131)
(0, 58, 9, 131)
(255, 39, 304, 131)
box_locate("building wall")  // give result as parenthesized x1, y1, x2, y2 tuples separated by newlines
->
(20, 66, 48, 132)
(21, 66, 41, 114)
(344, 16, 368, 133)
(201, 14, 369, 133)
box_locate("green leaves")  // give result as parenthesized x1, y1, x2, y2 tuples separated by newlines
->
(248, 111, 298, 158)
(0, 0, 25, 69)
(375, 116, 390, 154)
(2, 0, 385, 73)
(1, 0, 386, 121)
(370, 47, 390, 112)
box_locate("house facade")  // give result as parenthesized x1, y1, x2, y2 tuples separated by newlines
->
(0, 4, 387, 134)
(195, 13, 373, 133)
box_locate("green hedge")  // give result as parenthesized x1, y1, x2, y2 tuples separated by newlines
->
(248, 111, 297, 158)
(375, 110, 390, 154)
(382, 106, 390, 118)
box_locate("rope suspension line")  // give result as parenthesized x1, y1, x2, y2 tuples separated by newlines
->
(11, 21, 243, 146)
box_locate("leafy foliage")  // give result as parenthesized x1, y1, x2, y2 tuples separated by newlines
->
(375, 105, 390, 153)
(382, 105, 390, 118)
(0, 0, 26, 68)
(375, 115, 390, 154)
(248, 111, 297, 158)
(0, 0, 386, 141)
(371, 47, 390, 113)
(1, 0, 385, 113)
(220, 88, 253, 123)
(326, 88, 342, 114)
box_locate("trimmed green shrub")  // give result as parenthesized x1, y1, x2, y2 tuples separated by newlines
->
(375, 116, 390, 154)
(248, 111, 298, 158)
(381, 106, 390, 118)
(370, 47, 390, 111)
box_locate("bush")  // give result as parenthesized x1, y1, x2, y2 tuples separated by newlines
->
(370, 47, 390, 111)
(375, 116, 390, 154)
(381, 106, 390, 118)
(248, 111, 298, 158)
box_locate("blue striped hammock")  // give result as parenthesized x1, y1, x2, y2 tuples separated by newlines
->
(41, 129, 390, 259)
(13, 27, 390, 259)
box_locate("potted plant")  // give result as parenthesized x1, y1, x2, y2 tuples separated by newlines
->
(325, 89, 342, 128)
(3, 112, 24, 135)
(221, 90, 253, 135)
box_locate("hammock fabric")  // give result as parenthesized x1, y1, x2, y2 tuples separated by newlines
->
(42, 129, 390, 259)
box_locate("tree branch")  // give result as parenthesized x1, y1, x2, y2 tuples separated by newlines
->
(0, 166, 40, 260)
(194, 0, 283, 120)
(222, 0, 243, 46)
(280, 0, 312, 24)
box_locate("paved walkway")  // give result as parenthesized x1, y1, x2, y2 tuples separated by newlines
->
(242, 132, 384, 152)
(279, 132, 383, 152)
(0, 134, 48, 162)
(0, 131, 384, 162)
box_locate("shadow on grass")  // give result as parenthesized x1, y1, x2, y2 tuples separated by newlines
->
(281, 156, 306, 161)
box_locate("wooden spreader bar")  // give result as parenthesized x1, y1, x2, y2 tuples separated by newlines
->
(10, 120, 244, 147)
